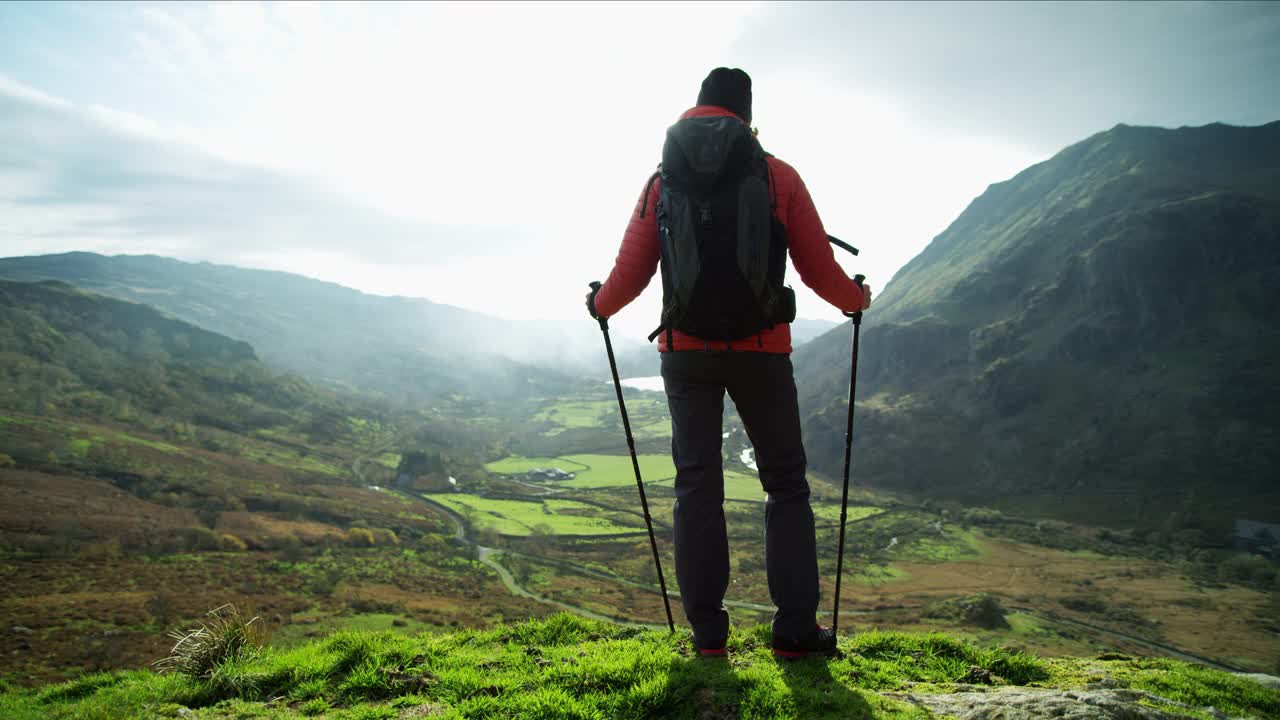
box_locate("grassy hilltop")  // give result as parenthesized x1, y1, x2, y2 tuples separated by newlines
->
(2, 613, 1277, 720)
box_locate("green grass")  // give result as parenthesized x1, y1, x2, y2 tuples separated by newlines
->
(849, 564, 910, 586)
(532, 401, 616, 430)
(557, 454, 677, 489)
(424, 494, 645, 536)
(63, 437, 93, 459)
(813, 504, 884, 525)
(893, 528, 987, 562)
(652, 469, 762, 501)
(5, 614, 1274, 719)
(484, 456, 591, 475)
(272, 614, 441, 648)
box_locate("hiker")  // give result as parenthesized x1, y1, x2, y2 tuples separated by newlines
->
(585, 68, 872, 658)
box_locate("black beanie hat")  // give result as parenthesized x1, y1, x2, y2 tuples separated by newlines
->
(697, 67, 752, 124)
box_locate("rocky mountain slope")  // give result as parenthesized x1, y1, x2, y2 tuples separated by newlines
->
(795, 121, 1280, 530)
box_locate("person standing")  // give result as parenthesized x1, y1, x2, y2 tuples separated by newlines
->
(587, 67, 871, 658)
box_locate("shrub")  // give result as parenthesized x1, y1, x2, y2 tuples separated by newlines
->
(0, 452, 15, 468)
(157, 526, 223, 554)
(309, 567, 343, 597)
(80, 539, 123, 560)
(154, 604, 269, 678)
(146, 590, 178, 627)
(279, 534, 307, 562)
(960, 507, 1005, 526)
(346, 527, 375, 547)
(923, 593, 1010, 629)
(1218, 553, 1277, 586)
(370, 528, 399, 546)
(219, 534, 247, 552)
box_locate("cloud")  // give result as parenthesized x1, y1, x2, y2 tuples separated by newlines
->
(5, 2, 1275, 343)
(737, 1, 1280, 153)
(0, 79, 517, 267)
(0, 76, 646, 342)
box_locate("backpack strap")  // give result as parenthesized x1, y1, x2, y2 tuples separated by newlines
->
(639, 167, 661, 219)
(766, 158, 778, 211)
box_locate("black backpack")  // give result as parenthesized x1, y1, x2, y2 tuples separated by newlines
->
(645, 116, 795, 346)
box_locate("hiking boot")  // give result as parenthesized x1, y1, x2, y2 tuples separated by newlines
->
(771, 625, 837, 660)
(696, 644, 728, 658)
(694, 635, 728, 658)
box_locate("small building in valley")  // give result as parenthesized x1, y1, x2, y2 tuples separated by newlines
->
(527, 467, 576, 481)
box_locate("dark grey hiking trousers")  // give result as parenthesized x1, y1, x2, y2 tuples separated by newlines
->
(660, 350, 818, 646)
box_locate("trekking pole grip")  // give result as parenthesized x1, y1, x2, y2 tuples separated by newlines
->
(844, 275, 866, 320)
(587, 281, 608, 330)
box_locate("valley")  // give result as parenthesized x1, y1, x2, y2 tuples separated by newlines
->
(2, 119, 1278, 693)
(5, 370, 1276, 689)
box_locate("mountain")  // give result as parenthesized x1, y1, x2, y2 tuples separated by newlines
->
(794, 121, 1280, 530)
(790, 317, 842, 347)
(0, 253, 582, 405)
(0, 278, 308, 433)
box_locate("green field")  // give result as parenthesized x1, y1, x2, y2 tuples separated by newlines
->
(532, 400, 615, 431)
(556, 454, 676, 489)
(484, 455, 591, 475)
(652, 469, 772, 502)
(484, 453, 677, 490)
(894, 527, 987, 562)
(814, 504, 884, 524)
(650, 468, 880, 502)
(850, 564, 911, 586)
(532, 396, 671, 438)
(424, 493, 645, 536)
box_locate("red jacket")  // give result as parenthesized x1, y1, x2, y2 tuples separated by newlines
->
(594, 106, 864, 353)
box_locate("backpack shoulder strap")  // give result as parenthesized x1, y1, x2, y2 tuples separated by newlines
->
(639, 166, 661, 219)
(762, 151, 778, 211)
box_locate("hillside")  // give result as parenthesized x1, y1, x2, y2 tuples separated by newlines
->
(0, 253, 582, 406)
(0, 280, 556, 683)
(794, 121, 1280, 530)
(0, 278, 308, 434)
(1, 613, 1276, 719)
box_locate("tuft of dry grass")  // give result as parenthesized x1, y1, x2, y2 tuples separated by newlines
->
(154, 604, 270, 678)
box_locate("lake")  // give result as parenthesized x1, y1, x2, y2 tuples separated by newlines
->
(620, 376, 665, 392)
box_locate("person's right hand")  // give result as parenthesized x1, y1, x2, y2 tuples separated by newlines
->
(859, 282, 872, 310)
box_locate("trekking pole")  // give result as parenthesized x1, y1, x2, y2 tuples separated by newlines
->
(827, 234, 859, 257)
(832, 273, 866, 635)
(589, 281, 676, 632)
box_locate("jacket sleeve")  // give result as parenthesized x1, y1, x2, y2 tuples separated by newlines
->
(779, 162, 865, 313)
(593, 175, 661, 318)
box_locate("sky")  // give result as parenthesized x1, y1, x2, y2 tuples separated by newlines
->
(2, 1, 1279, 342)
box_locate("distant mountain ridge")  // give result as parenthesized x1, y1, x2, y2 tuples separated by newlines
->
(0, 252, 581, 405)
(794, 121, 1280, 529)
(0, 278, 312, 433)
